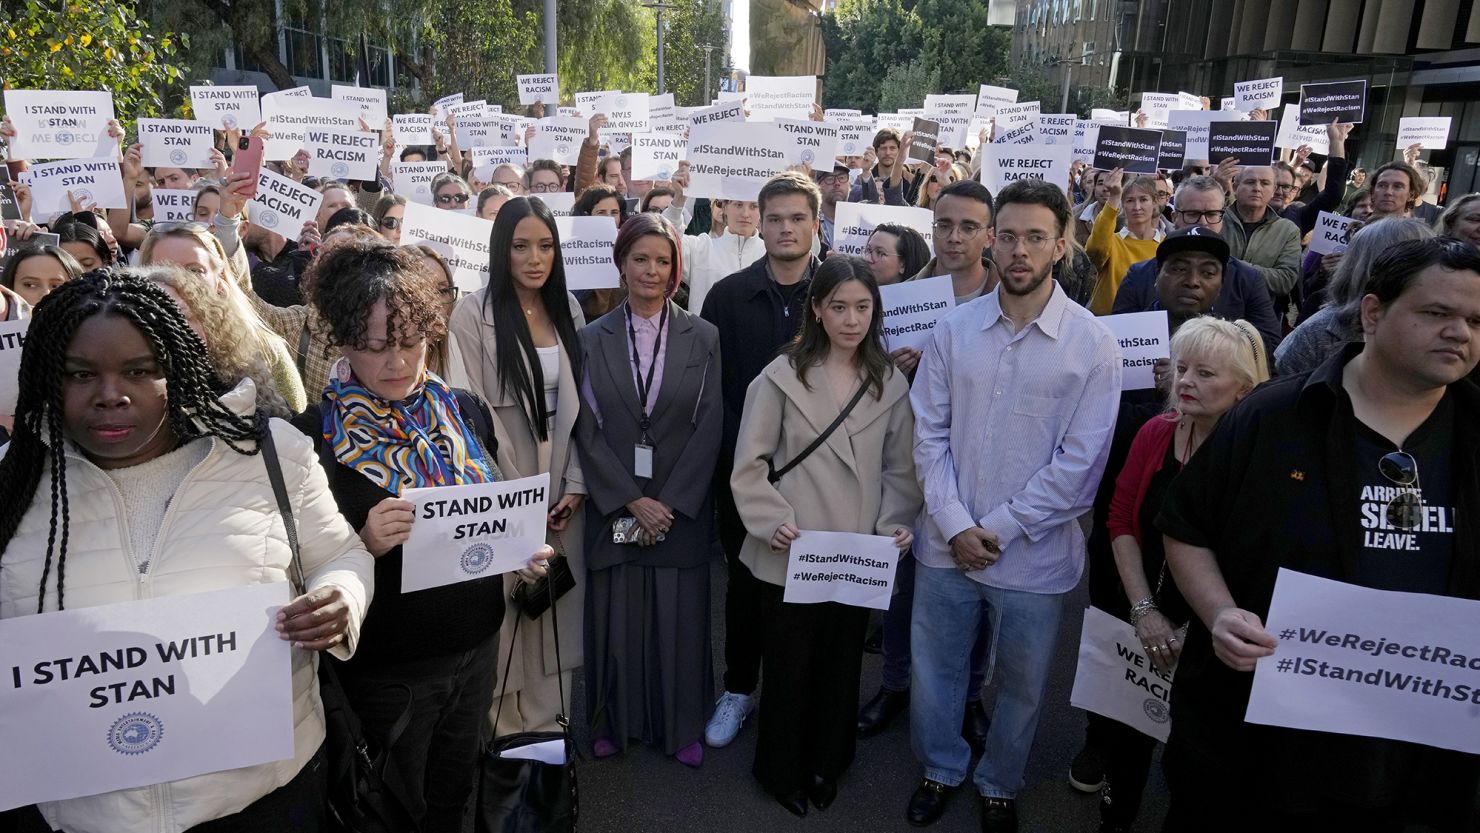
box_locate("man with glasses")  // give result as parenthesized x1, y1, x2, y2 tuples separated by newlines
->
(815, 163, 851, 254)
(912, 180, 1001, 304)
(907, 179, 1121, 831)
(526, 159, 566, 194)
(1155, 236, 1480, 830)
(489, 163, 527, 196)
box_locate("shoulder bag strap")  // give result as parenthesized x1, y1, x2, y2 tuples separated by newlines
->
(490, 533, 571, 737)
(767, 381, 870, 485)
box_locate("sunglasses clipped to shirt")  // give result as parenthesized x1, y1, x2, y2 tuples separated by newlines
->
(1379, 450, 1424, 531)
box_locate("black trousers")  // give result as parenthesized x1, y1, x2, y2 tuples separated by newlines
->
(753, 582, 870, 797)
(338, 635, 500, 832)
(1099, 719, 1159, 826)
(717, 482, 765, 695)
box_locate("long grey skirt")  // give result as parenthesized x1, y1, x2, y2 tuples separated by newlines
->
(583, 560, 714, 755)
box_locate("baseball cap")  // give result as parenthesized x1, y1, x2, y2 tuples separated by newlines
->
(1156, 226, 1230, 264)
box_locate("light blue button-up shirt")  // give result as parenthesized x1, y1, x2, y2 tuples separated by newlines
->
(911, 282, 1122, 594)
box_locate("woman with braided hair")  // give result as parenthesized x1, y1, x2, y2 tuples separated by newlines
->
(0, 268, 375, 833)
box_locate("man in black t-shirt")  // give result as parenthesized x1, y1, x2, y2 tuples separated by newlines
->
(1156, 237, 1480, 831)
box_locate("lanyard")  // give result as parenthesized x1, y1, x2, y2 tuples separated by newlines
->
(626, 301, 669, 439)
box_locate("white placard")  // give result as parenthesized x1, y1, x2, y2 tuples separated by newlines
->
(392, 162, 448, 206)
(1235, 77, 1284, 111)
(1101, 311, 1170, 390)
(745, 75, 817, 122)
(1037, 114, 1077, 146)
(189, 85, 262, 131)
(994, 101, 1041, 132)
(648, 93, 679, 131)
(19, 158, 126, 215)
(687, 101, 747, 129)
(1139, 93, 1181, 129)
(925, 94, 977, 148)
(137, 119, 215, 170)
(447, 100, 486, 121)
(469, 146, 529, 182)
(330, 85, 388, 125)
(1221, 97, 1239, 112)
(776, 119, 838, 171)
(685, 122, 793, 202)
(260, 86, 312, 106)
(400, 474, 550, 593)
(630, 133, 687, 182)
(307, 129, 380, 181)
(554, 215, 619, 290)
(0, 319, 28, 416)
(529, 117, 589, 166)
(1396, 117, 1453, 151)
(876, 113, 914, 135)
(1092, 108, 1127, 126)
(976, 84, 1019, 118)
(879, 275, 955, 352)
(394, 114, 436, 146)
(0, 583, 294, 812)
(983, 144, 1073, 196)
(832, 202, 936, 258)
(431, 92, 465, 120)
(518, 74, 561, 106)
(455, 116, 505, 150)
(400, 201, 494, 292)
(591, 92, 652, 138)
(1274, 104, 1331, 155)
(1069, 606, 1173, 743)
(246, 169, 323, 241)
(783, 530, 898, 610)
(3, 90, 118, 161)
(1071, 121, 1100, 164)
(1166, 109, 1243, 160)
(261, 96, 361, 161)
(836, 123, 874, 158)
(1247, 569, 1480, 755)
(1178, 92, 1203, 111)
(994, 120, 1038, 146)
(150, 188, 197, 224)
(824, 108, 863, 121)
(536, 191, 576, 217)
(1309, 211, 1356, 256)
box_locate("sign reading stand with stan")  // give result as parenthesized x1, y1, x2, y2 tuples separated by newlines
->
(2, 90, 119, 161)
(783, 530, 900, 611)
(400, 473, 551, 593)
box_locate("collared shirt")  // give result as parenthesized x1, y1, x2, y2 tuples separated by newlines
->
(627, 303, 670, 411)
(911, 282, 1122, 593)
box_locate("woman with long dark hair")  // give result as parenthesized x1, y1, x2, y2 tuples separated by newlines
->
(729, 255, 921, 815)
(862, 223, 930, 287)
(0, 269, 374, 833)
(448, 195, 589, 735)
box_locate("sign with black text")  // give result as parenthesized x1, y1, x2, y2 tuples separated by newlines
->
(1070, 606, 1173, 742)
(392, 162, 448, 206)
(783, 530, 899, 610)
(330, 85, 388, 125)
(1309, 211, 1356, 256)
(517, 74, 561, 106)
(393, 114, 436, 146)
(0, 318, 28, 415)
(400, 474, 551, 593)
(1093, 126, 1163, 175)
(832, 202, 935, 259)
(3, 90, 118, 161)
(555, 215, 620, 290)
(1396, 117, 1453, 151)
(1101, 310, 1171, 390)
(19, 158, 127, 215)
(982, 144, 1072, 196)
(137, 119, 215, 170)
(1234, 77, 1284, 111)
(879, 275, 954, 353)
(189, 85, 261, 130)
(246, 169, 323, 241)
(630, 133, 686, 182)
(150, 189, 197, 224)
(307, 129, 380, 181)
(776, 119, 839, 171)
(401, 201, 494, 291)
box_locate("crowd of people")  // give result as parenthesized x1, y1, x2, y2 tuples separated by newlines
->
(1, 81, 1478, 833)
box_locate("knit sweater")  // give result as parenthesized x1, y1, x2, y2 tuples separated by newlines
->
(1087, 205, 1161, 315)
(103, 439, 211, 574)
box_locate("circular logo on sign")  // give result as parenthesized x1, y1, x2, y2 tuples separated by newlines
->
(108, 712, 164, 755)
(169, 149, 188, 166)
(223, 114, 239, 130)
(331, 161, 350, 179)
(72, 188, 94, 205)
(1142, 698, 1170, 724)
(657, 166, 673, 180)
(56, 132, 75, 146)
(461, 542, 494, 575)
(415, 183, 428, 195)
(843, 141, 858, 155)
(800, 149, 815, 165)
(615, 95, 629, 108)
(257, 209, 280, 229)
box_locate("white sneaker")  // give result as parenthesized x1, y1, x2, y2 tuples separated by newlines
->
(704, 691, 755, 747)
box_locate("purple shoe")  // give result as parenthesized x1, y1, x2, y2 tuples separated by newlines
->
(674, 741, 704, 768)
(592, 737, 619, 759)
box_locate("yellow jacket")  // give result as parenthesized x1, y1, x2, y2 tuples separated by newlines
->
(1086, 205, 1161, 315)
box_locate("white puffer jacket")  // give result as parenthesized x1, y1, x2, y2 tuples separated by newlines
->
(0, 381, 375, 833)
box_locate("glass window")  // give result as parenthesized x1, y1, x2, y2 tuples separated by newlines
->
(328, 37, 356, 83)
(368, 46, 391, 87)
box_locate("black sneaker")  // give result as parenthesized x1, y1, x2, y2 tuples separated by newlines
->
(1068, 743, 1107, 793)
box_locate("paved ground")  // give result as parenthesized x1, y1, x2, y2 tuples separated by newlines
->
(569, 557, 1171, 833)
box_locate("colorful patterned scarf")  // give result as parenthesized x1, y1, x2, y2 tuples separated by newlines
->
(322, 366, 494, 495)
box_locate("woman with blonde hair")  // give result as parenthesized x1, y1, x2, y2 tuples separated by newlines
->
(916, 164, 959, 210)
(1086, 169, 1164, 314)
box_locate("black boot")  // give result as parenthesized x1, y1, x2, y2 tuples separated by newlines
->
(858, 687, 909, 738)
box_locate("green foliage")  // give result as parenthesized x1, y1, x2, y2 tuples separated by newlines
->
(534, 0, 655, 95)
(657, 0, 730, 106)
(877, 58, 938, 112)
(0, 0, 190, 130)
(417, 0, 541, 108)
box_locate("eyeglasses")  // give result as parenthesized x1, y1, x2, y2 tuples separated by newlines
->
(993, 232, 1058, 251)
(436, 192, 471, 205)
(1175, 209, 1224, 225)
(932, 220, 986, 238)
(530, 182, 562, 194)
(380, 216, 402, 230)
(438, 285, 461, 300)
(1155, 191, 1173, 200)
(1275, 183, 1298, 193)
(1379, 450, 1424, 530)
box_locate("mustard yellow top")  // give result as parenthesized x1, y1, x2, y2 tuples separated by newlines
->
(1086, 205, 1162, 315)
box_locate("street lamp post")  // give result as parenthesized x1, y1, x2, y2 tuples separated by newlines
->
(700, 43, 716, 103)
(643, 1, 678, 94)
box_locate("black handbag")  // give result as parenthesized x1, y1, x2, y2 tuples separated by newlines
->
(262, 428, 416, 833)
(507, 532, 575, 620)
(474, 570, 578, 833)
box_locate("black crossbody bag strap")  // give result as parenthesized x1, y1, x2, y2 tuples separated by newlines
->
(767, 381, 870, 485)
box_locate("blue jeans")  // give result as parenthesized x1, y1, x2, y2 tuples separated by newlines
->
(881, 553, 990, 696)
(909, 563, 1066, 799)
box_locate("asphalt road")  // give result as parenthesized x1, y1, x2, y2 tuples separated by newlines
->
(569, 556, 1171, 833)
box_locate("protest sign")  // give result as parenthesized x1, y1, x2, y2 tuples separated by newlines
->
(687, 100, 747, 130)
(1235, 77, 1284, 110)
(783, 531, 898, 610)
(189, 85, 261, 130)
(1139, 92, 1181, 129)
(400, 474, 550, 593)
(246, 169, 323, 241)
(1207, 120, 1278, 166)
(908, 118, 941, 164)
(392, 162, 447, 206)
(1166, 109, 1242, 160)
(20, 158, 127, 215)
(745, 75, 817, 121)
(832, 202, 935, 259)
(1091, 108, 1127, 127)
(976, 84, 1019, 118)
(400, 201, 494, 292)
(529, 116, 589, 166)
(875, 113, 913, 135)
(3, 90, 118, 161)
(1069, 606, 1173, 743)
(777, 119, 839, 171)
(517, 74, 561, 106)
(649, 93, 679, 131)
(1178, 92, 1203, 111)
(0, 232, 59, 271)
(307, 129, 379, 181)
(261, 86, 312, 105)
(630, 133, 687, 181)
(1071, 121, 1100, 165)
(431, 92, 465, 120)
(0, 179, 19, 221)
(150, 189, 197, 224)
(685, 122, 793, 202)
(1396, 117, 1453, 151)
(983, 144, 1073, 196)
(1299, 80, 1367, 124)
(824, 108, 863, 120)
(1309, 211, 1356, 256)
(137, 119, 215, 170)
(469, 146, 529, 181)
(1093, 126, 1163, 175)
(1275, 104, 1331, 155)
(898, 108, 926, 118)
(1247, 568, 1480, 755)
(1037, 114, 1076, 146)
(993, 121, 1037, 145)
(454, 116, 504, 149)
(879, 276, 954, 353)
(330, 85, 388, 125)
(555, 216, 620, 290)
(261, 96, 360, 161)
(0, 319, 28, 415)
(447, 100, 486, 121)
(994, 101, 1040, 133)
(1101, 311, 1170, 390)
(536, 191, 576, 217)
(0, 582, 294, 811)
(836, 122, 873, 158)
(1158, 129, 1187, 170)
(925, 94, 977, 148)
(594, 92, 651, 138)
(1221, 96, 1239, 112)
(393, 113, 436, 146)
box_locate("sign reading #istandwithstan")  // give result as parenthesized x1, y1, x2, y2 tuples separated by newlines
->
(0, 318, 29, 415)
(1100, 310, 1170, 390)
(783, 530, 899, 611)
(907, 118, 941, 164)
(1309, 211, 1356, 256)
(137, 119, 215, 170)
(745, 75, 817, 122)
(246, 169, 324, 242)
(400, 474, 551, 593)
(518, 73, 561, 106)
(1299, 80, 1367, 125)
(1158, 129, 1188, 171)
(1069, 606, 1173, 743)
(630, 133, 686, 182)
(1246, 569, 1480, 755)
(685, 122, 792, 202)
(151, 189, 197, 224)
(189, 85, 261, 130)
(1396, 117, 1453, 151)
(401, 201, 494, 292)
(776, 119, 839, 172)
(1206, 120, 1278, 167)
(261, 96, 361, 161)
(0, 582, 294, 811)
(879, 275, 955, 353)
(1234, 76, 1284, 110)
(982, 144, 1072, 196)
(555, 216, 620, 291)
(330, 85, 388, 125)
(975, 84, 1019, 118)
(307, 129, 380, 181)
(1092, 126, 1163, 175)
(3, 90, 119, 161)
(20, 158, 127, 215)
(831, 202, 935, 258)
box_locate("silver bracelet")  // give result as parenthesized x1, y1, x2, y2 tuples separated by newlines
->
(1129, 597, 1158, 626)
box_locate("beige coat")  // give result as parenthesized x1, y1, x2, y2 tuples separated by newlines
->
(730, 355, 923, 586)
(448, 289, 587, 693)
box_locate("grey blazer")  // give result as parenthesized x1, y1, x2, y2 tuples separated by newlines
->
(575, 301, 723, 570)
